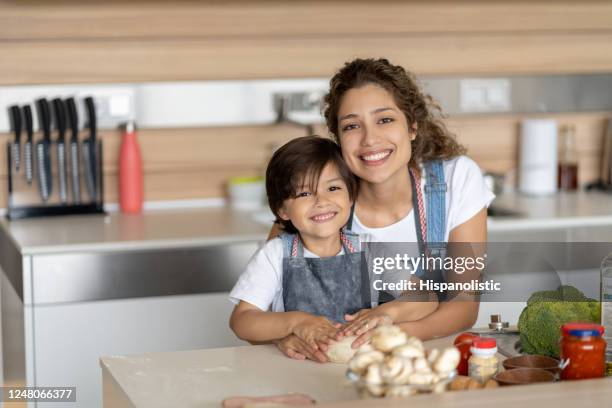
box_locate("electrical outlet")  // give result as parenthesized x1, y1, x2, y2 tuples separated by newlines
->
(76, 86, 135, 128)
(460, 79, 511, 113)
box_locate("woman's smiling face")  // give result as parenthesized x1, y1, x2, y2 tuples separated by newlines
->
(337, 83, 415, 184)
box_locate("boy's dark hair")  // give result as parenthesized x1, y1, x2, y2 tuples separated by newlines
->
(266, 136, 357, 233)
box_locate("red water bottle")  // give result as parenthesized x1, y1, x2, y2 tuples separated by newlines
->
(119, 121, 143, 213)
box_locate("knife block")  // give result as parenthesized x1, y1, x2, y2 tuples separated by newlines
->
(5, 139, 106, 220)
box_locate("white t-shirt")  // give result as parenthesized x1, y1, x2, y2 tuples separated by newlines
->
(352, 156, 495, 242)
(229, 155, 494, 311)
(229, 238, 344, 312)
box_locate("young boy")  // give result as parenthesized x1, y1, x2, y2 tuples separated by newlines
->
(229, 136, 435, 358)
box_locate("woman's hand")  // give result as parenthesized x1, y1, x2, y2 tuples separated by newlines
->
(291, 313, 340, 352)
(275, 334, 329, 363)
(339, 309, 393, 348)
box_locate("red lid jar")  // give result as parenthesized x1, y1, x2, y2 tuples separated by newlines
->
(560, 323, 606, 380)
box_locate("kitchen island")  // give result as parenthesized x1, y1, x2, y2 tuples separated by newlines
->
(2, 190, 612, 407)
(100, 336, 612, 408)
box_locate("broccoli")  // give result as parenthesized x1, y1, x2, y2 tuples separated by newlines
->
(518, 285, 600, 358)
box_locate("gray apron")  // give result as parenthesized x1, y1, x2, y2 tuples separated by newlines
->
(281, 230, 370, 323)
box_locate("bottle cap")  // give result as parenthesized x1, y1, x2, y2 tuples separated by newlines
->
(561, 323, 604, 337)
(472, 338, 497, 349)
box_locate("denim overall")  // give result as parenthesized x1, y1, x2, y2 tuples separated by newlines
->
(280, 230, 369, 323)
(347, 160, 448, 300)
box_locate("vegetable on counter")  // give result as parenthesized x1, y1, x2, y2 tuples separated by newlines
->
(517, 285, 600, 358)
(453, 332, 478, 376)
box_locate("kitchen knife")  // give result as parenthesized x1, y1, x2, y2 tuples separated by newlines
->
(65, 97, 81, 204)
(52, 98, 68, 204)
(82, 96, 97, 202)
(35, 98, 53, 202)
(8, 105, 22, 173)
(22, 105, 34, 185)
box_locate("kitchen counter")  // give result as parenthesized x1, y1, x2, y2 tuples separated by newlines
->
(100, 337, 612, 408)
(488, 190, 612, 231)
(0, 207, 270, 255)
(1, 190, 611, 256)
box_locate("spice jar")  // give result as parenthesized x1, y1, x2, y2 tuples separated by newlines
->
(468, 338, 499, 383)
(560, 323, 606, 380)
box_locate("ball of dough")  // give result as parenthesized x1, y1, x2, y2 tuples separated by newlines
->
(325, 336, 358, 364)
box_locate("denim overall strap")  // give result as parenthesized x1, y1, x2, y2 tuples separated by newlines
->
(422, 160, 448, 302)
(423, 160, 447, 245)
(280, 232, 298, 257)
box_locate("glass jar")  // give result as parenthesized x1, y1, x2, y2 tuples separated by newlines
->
(560, 323, 606, 380)
(601, 252, 612, 376)
(557, 124, 579, 191)
(468, 338, 498, 383)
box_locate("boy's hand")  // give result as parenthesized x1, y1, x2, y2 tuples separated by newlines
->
(275, 334, 328, 363)
(291, 313, 340, 352)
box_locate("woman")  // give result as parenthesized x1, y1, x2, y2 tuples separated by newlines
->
(276, 58, 494, 362)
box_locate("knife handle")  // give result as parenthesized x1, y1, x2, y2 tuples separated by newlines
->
(23, 105, 33, 142)
(70, 141, 81, 204)
(65, 97, 79, 141)
(35, 98, 52, 141)
(9, 105, 22, 172)
(23, 105, 34, 185)
(84, 97, 96, 141)
(52, 98, 67, 140)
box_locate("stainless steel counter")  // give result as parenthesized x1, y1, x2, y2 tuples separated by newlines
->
(0, 207, 269, 255)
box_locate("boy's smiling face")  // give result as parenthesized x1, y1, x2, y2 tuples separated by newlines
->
(278, 162, 352, 243)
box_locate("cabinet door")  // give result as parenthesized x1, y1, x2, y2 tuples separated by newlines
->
(33, 293, 246, 408)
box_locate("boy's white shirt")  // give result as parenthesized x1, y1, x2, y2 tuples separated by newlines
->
(228, 155, 495, 312)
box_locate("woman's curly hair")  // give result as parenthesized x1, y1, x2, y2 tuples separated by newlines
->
(323, 58, 465, 168)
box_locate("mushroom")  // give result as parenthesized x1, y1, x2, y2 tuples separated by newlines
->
(386, 360, 414, 386)
(433, 347, 460, 377)
(406, 371, 438, 386)
(427, 348, 441, 364)
(371, 325, 407, 352)
(364, 362, 384, 385)
(392, 343, 424, 359)
(349, 350, 385, 375)
(385, 385, 416, 398)
(413, 357, 432, 373)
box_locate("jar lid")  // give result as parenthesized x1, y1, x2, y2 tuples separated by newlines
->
(561, 322, 605, 337)
(472, 337, 497, 349)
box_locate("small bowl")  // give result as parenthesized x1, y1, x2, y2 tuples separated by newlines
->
(503, 355, 561, 375)
(494, 368, 555, 386)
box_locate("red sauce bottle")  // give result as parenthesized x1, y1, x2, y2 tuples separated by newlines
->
(560, 323, 606, 380)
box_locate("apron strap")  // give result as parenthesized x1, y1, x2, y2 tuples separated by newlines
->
(340, 230, 359, 254)
(291, 234, 303, 257)
(409, 167, 427, 244)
